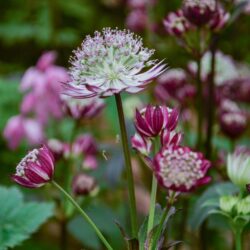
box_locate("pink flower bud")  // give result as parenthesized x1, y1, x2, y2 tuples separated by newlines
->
(72, 174, 97, 196)
(36, 51, 57, 71)
(126, 9, 147, 32)
(154, 146, 211, 192)
(47, 139, 66, 160)
(163, 10, 191, 36)
(12, 145, 55, 188)
(131, 133, 152, 156)
(135, 105, 179, 138)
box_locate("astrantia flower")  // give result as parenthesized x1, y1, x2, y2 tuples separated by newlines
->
(61, 95, 105, 120)
(209, 6, 229, 32)
(163, 10, 191, 36)
(63, 28, 166, 98)
(183, 0, 217, 26)
(227, 150, 250, 189)
(12, 145, 55, 188)
(154, 146, 211, 192)
(135, 105, 179, 138)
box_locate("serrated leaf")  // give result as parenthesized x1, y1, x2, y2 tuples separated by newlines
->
(0, 185, 54, 250)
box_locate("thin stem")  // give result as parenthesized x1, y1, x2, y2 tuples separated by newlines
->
(147, 175, 158, 234)
(147, 137, 160, 234)
(234, 229, 242, 250)
(205, 34, 218, 158)
(52, 181, 113, 250)
(115, 94, 138, 237)
(196, 29, 203, 150)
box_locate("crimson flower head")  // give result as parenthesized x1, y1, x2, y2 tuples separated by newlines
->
(63, 28, 166, 98)
(163, 10, 191, 36)
(154, 146, 211, 192)
(135, 105, 179, 138)
(12, 145, 55, 188)
(183, 0, 217, 26)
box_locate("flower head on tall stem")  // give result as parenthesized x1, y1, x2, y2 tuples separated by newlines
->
(12, 145, 55, 188)
(63, 28, 166, 98)
(154, 146, 211, 192)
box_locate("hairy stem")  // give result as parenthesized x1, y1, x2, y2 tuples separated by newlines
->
(115, 94, 138, 238)
(52, 181, 113, 250)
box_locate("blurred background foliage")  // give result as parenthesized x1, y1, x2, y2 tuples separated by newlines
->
(1, 0, 250, 249)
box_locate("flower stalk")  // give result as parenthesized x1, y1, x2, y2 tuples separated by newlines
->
(115, 93, 138, 237)
(52, 180, 113, 250)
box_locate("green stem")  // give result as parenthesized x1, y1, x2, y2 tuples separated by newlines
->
(196, 29, 203, 150)
(114, 94, 138, 237)
(147, 175, 158, 234)
(234, 229, 242, 250)
(52, 181, 113, 250)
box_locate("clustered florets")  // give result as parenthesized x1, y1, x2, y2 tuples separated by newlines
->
(64, 28, 165, 98)
(154, 146, 211, 191)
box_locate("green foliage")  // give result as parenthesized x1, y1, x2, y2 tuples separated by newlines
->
(0, 186, 54, 250)
(188, 182, 239, 230)
(68, 202, 125, 250)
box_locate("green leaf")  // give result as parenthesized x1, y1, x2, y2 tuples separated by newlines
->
(138, 204, 163, 250)
(188, 182, 239, 230)
(0, 185, 54, 250)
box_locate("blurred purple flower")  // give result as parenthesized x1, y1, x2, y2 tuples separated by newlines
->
(72, 134, 98, 169)
(126, 9, 147, 32)
(154, 145, 211, 192)
(3, 115, 44, 150)
(20, 51, 70, 124)
(63, 28, 166, 98)
(47, 138, 67, 160)
(183, 0, 217, 26)
(135, 105, 179, 138)
(12, 145, 55, 188)
(219, 99, 248, 139)
(163, 10, 191, 36)
(61, 95, 105, 120)
(155, 69, 196, 105)
(72, 173, 97, 196)
(127, 0, 157, 9)
(209, 5, 230, 32)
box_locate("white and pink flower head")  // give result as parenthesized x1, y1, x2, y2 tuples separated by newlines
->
(63, 28, 166, 98)
(135, 105, 179, 138)
(12, 145, 55, 188)
(154, 146, 211, 192)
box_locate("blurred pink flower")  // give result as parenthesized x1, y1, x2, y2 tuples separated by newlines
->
(3, 115, 44, 150)
(219, 99, 248, 139)
(127, 0, 157, 9)
(154, 145, 211, 192)
(209, 6, 230, 32)
(12, 145, 55, 188)
(163, 10, 191, 36)
(155, 69, 196, 105)
(72, 173, 97, 196)
(126, 9, 147, 32)
(183, 0, 217, 26)
(61, 95, 105, 120)
(72, 134, 98, 169)
(20, 51, 70, 124)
